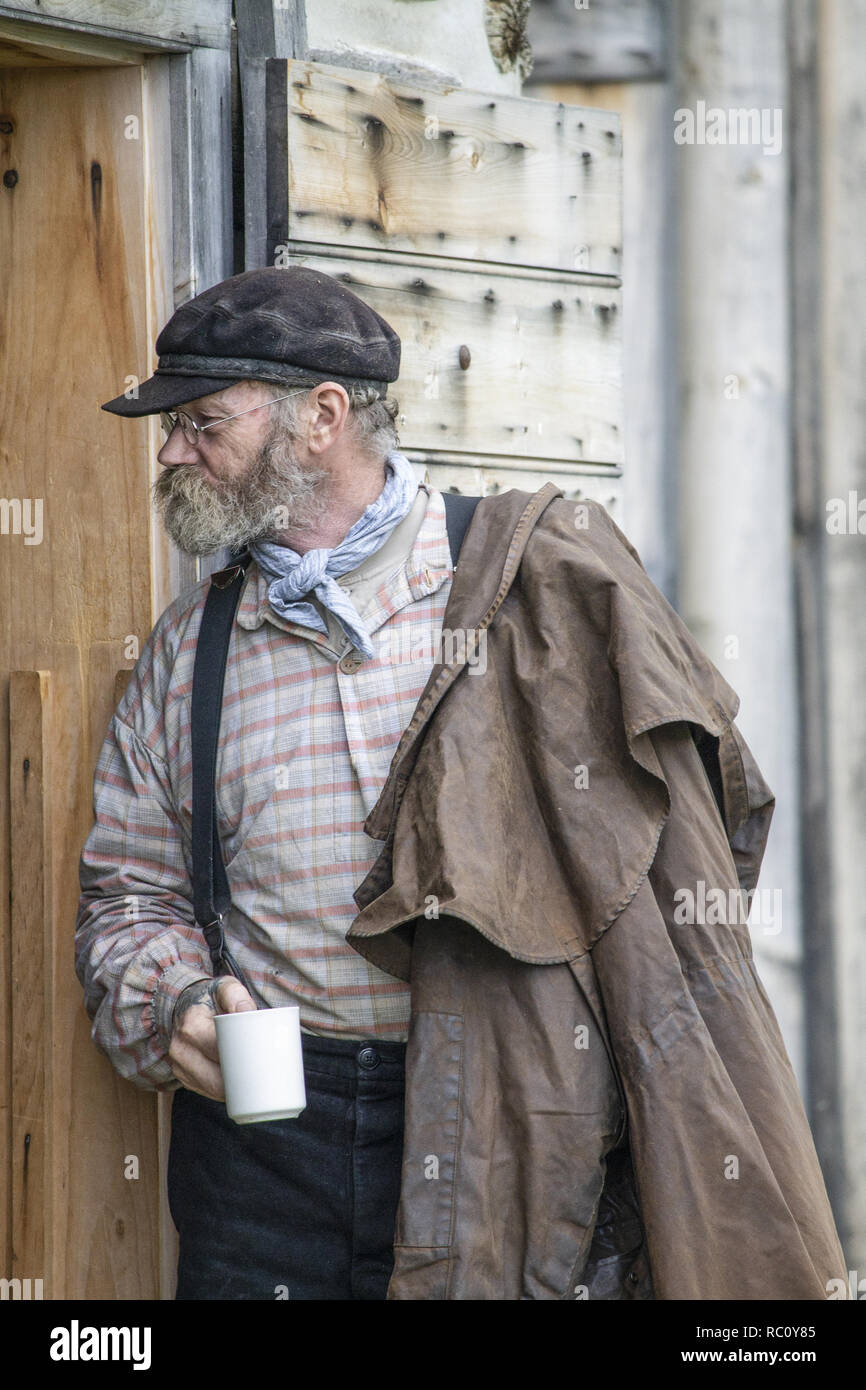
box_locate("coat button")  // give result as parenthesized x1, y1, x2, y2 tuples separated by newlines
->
(357, 1046, 381, 1069)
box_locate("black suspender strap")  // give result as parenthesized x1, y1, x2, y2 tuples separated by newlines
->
(189, 491, 481, 989)
(191, 551, 253, 989)
(441, 489, 480, 568)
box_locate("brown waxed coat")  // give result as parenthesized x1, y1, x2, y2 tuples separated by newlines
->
(346, 482, 847, 1301)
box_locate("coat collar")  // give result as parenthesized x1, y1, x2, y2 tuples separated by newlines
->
(361, 482, 564, 843)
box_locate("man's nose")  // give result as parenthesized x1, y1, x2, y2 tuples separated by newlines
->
(157, 428, 200, 467)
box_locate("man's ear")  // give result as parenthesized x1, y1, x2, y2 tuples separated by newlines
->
(305, 383, 350, 453)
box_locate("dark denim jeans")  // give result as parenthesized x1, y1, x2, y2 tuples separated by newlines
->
(167, 1032, 407, 1300)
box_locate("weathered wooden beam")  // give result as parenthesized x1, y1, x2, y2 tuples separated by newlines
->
(0, 15, 167, 63)
(674, 1, 802, 1078)
(266, 57, 623, 279)
(419, 457, 622, 519)
(167, 46, 233, 306)
(815, 0, 866, 1274)
(270, 247, 623, 467)
(167, 41, 234, 589)
(236, 0, 308, 272)
(531, 76, 675, 598)
(0, 0, 230, 49)
(787, 0, 844, 1240)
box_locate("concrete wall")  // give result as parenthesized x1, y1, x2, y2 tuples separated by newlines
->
(305, 0, 521, 93)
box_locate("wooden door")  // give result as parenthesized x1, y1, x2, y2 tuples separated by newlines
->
(0, 60, 174, 1299)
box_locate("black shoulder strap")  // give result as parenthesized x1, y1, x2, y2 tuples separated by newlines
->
(191, 552, 253, 987)
(442, 490, 481, 568)
(191, 490, 481, 986)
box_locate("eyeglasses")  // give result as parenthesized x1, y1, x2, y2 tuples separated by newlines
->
(159, 390, 307, 445)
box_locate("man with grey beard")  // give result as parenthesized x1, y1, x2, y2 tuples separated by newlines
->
(151, 380, 330, 559)
(75, 267, 449, 1299)
(74, 265, 846, 1304)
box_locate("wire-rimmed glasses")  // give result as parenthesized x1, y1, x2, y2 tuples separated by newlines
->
(159, 389, 308, 445)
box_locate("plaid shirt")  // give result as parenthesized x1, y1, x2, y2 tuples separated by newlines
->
(75, 483, 452, 1091)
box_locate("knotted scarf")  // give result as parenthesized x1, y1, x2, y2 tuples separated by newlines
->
(248, 448, 419, 659)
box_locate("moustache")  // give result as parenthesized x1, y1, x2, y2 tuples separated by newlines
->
(151, 432, 329, 555)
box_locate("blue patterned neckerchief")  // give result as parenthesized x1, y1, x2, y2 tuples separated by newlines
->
(248, 448, 419, 658)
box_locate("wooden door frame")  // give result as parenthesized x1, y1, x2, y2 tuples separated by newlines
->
(0, 7, 234, 583)
(0, 4, 234, 1300)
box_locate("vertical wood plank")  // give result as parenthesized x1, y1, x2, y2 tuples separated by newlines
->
(529, 76, 675, 596)
(674, 0, 803, 1081)
(236, 0, 308, 273)
(788, 0, 844, 1229)
(816, 0, 866, 1272)
(167, 40, 236, 587)
(0, 656, 9, 1279)
(9, 670, 53, 1293)
(157, 1095, 177, 1299)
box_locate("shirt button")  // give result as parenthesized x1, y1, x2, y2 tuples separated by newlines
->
(339, 652, 364, 673)
(357, 1046, 380, 1069)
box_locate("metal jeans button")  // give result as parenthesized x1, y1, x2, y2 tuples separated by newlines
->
(357, 1046, 380, 1069)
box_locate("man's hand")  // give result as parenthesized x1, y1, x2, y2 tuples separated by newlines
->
(168, 976, 257, 1101)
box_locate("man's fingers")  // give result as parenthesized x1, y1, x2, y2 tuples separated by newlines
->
(175, 1003, 221, 1062)
(198, 1025, 221, 1065)
(167, 977, 257, 1097)
(168, 1036, 226, 1101)
(214, 977, 257, 1014)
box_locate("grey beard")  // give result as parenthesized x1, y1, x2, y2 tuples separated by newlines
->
(151, 428, 330, 556)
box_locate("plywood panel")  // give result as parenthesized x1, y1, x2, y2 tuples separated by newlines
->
(0, 63, 163, 1298)
(267, 57, 623, 277)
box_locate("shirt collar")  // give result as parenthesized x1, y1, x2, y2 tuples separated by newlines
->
(235, 483, 452, 641)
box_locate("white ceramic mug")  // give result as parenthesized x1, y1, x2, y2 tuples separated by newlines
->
(214, 1005, 307, 1124)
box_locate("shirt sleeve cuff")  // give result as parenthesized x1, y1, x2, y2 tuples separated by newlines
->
(152, 963, 214, 1051)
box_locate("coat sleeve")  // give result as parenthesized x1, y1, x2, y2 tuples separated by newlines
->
(547, 499, 845, 1294)
(74, 707, 213, 1093)
(574, 495, 777, 899)
(589, 719, 846, 1297)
